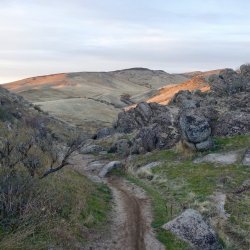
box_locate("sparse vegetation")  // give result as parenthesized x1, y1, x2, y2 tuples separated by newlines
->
(0, 168, 111, 249)
(123, 134, 250, 249)
(0, 87, 112, 249)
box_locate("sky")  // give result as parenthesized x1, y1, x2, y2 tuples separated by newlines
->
(0, 0, 250, 83)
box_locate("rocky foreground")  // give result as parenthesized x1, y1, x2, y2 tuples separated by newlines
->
(94, 64, 250, 154)
(83, 65, 250, 250)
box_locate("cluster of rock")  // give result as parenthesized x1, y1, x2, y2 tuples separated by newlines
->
(209, 65, 250, 95)
(93, 65, 250, 154)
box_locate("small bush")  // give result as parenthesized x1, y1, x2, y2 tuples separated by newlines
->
(0, 107, 12, 121)
(33, 105, 42, 112)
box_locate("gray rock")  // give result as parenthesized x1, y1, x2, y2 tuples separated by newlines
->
(213, 111, 250, 136)
(240, 64, 250, 89)
(94, 127, 115, 139)
(179, 112, 211, 143)
(210, 192, 229, 220)
(194, 151, 239, 165)
(109, 139, 131, 156)
(137, 162, 161, 175)
(179, 110, 213, 151)
(116, 102, 176, 134)
(162, 209, 222, 250)
(130, 138, 145, 154)
(85, 161, 104, 171)
(235, 179, 250, 194)
(136, 102, 152, 122)
(171, 90, 200, 109)
(80, 144, 103, 154)
(209, 68, 246, 96)
(195, 138, 213, 151)
(242, 149, 250, 166)
(136, 126, 158, 152)
(99, 161, 123, 178)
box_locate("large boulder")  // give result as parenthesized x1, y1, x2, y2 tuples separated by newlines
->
(99, 161, 123, 178)
(162, 209, 222, 250)
(179, 110, 213, 151)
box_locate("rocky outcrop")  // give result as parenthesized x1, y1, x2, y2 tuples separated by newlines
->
(80, 144, 104, 154)
(162, 209, 222, 250)
(93, 64, 250, 154)
(108, 139, 132, 156)
(115, 102, 174, 133)
(209, 68, 246, 96)
(114, 102, 180, 153)
(212, 111, 250, 136)
(93, 127, 115, 139)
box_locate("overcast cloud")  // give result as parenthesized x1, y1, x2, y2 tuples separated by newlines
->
(0, 0, 250, 83)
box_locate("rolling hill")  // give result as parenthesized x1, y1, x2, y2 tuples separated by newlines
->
(4, 68, 189, 133)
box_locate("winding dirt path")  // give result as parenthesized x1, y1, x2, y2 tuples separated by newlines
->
(108, 177, 146, 250)
(72, 154, 165, 250)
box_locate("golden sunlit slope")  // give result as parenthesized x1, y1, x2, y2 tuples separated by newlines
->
(146, 70, 223, 105)
(147, 76, 209, 105)
(4, 68, 189, 132)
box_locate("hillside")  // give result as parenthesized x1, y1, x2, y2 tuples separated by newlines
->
(86, 65, 250, 249)
(1, 65, 250, 249)
(4, 68, 189, 133)
(147, 75, 209, 105)
(146, 70, 222, 105)
(0, 86, 112, 249)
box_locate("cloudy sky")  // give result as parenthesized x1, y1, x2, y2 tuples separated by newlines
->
(0, 0, 250, 83)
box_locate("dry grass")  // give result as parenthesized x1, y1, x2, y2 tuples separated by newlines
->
(0, 168, 111, 249)
(147, 76, 210, 105)
(3, 69, 189, 131)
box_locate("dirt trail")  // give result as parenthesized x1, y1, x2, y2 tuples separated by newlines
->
(108, 177, 146, 250)
(72, 154, 165, 250)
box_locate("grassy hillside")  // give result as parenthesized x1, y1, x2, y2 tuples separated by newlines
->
(111, 134, 250, 249)
(0, 168, 111, 250)
(0, 86, 112, 249)
(4, 69, 189, 133)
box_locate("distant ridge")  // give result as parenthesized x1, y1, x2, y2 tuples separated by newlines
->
(4, 68, 189, 132)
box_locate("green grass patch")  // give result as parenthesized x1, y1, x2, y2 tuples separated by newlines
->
(213, 134, 250, 151)
(113, 169, 189, 249)
(122, 134, 250, 249)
